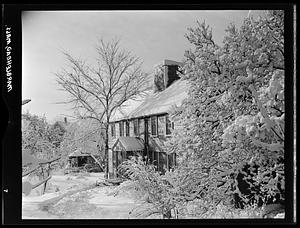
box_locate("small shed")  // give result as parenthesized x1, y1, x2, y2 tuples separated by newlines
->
(67, 148, 102, 172)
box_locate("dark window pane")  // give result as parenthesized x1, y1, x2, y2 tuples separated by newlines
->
(133, 119, 139, 136)
(159, 153, 167, 174)
(151, 116, 157, 136)
(166, 115, 172, 135)
(119, 122, 124, 136)
(111, 124, 114, 137)
(125, 121, 130, 136)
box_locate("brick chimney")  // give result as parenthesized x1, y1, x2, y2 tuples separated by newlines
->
(153, 59, 182, 93)
(163, 59, 182, 88)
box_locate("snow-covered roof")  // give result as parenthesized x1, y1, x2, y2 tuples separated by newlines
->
(110, 79, 189, 122)
(68, 144, 99, 157)
(112, 137, 144, 152)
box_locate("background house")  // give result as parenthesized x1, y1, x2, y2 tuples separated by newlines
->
(107, 59, 189, 179)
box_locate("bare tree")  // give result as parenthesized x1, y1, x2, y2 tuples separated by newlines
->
(56, 39, 149, 179)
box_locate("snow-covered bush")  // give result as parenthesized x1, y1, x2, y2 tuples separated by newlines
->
(167, 10, 285, 211)
(118, 156, 176, 218)
(118, 156, 223, 219)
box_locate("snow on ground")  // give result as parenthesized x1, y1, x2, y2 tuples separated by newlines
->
(87, 187, 143, 219)
(22, 172, 284, 219)
(22, 172, 147, 219)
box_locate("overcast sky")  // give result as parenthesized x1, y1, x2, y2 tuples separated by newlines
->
(22, 10, 263, 123)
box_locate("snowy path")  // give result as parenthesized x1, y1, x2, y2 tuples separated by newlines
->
(22, 173, 145, 219)
(22, 193, 62, 219)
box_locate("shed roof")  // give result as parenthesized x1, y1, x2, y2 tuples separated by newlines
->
(110, 79, 189, 122)
(68, 145, 98, 157)
(68, 150, 90, 157)
(112, 137, 144, 151)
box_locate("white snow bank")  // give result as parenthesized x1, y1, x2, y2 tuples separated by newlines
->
(22, 192, 61, 203)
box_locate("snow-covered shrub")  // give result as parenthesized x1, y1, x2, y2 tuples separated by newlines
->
(166, 10, 285, 212)
(181, 200, 265, 218)
(118, 156, 180, 219)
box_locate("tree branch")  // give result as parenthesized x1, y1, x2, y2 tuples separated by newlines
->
(248, 84, 284, 142)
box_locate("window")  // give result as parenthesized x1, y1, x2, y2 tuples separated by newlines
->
(139, 119, 144, 136)
(125, 121, 130, 136)
(119, 121, 124, 136)
(151, 116, 157, 136)
(157, 116, 166, 136)
(129, 120, 134, 136)
(166, 115, 173, 135)
(111, 123, 115, 137)
(147, 118, 151, 135)
(133, 119, 139, 136)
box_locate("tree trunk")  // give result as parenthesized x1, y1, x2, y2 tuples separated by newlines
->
(104, 122, 109, 179)
(163, 209, 172, 219)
